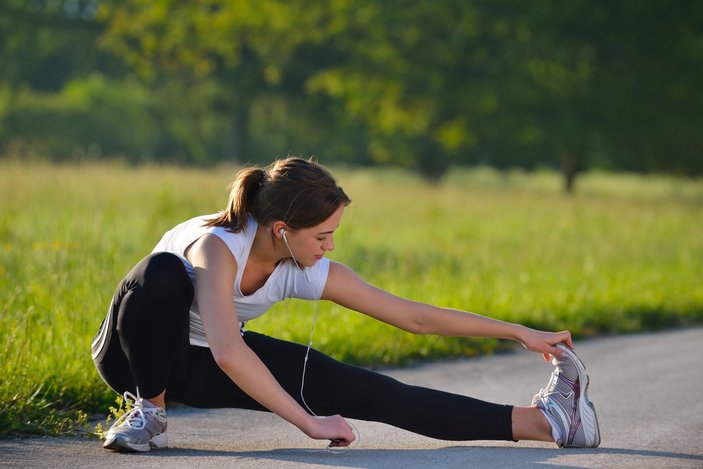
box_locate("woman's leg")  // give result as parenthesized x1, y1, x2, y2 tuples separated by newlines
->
(276, 335, 515, 441)
(92, 252, 194, 401)
(175, 332, 524, 442)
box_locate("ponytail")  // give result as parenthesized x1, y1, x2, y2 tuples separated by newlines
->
(204, 167, 265, 232)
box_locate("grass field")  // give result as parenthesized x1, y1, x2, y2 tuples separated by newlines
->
(1, 160, 702, 436)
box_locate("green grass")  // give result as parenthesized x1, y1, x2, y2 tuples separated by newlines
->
(1, 161, 702, 436)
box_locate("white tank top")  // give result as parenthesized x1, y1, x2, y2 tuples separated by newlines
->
(152, 214, 330, 347)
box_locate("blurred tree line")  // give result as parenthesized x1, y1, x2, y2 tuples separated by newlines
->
(1, 0, 701, 190)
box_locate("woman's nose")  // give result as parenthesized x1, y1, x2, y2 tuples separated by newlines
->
(324, 236, 335, 251)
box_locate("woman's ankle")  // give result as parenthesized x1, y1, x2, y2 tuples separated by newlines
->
(511, 406, 554, 442)
(145, 391, 166, 409)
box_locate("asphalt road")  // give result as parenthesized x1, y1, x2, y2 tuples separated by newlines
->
(2, 327, 702, 468)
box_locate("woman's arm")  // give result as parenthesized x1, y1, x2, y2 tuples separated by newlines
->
(322, 261, 572, 359)
(188, 235, 355, 445)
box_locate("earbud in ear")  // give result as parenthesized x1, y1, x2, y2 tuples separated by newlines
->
(279, 228, 286, 236)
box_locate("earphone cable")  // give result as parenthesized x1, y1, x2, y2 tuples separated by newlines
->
(282, 231, 361, 451)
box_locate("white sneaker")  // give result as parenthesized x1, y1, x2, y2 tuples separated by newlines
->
(532, 344, 601, 448)
(103, 391, 168, 452)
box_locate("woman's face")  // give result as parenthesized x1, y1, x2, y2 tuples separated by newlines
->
(284, 204, 345, 267)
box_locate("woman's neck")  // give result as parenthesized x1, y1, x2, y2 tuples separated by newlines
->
(249, 225, 287, 267)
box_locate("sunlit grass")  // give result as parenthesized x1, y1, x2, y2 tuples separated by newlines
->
(1, 160, 702, 436)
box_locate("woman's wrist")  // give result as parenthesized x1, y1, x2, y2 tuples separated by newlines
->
(295, 412, 318, 437)
(507, 323, 530, 343)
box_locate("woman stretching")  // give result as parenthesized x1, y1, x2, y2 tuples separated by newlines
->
(92, 157, 600, 452)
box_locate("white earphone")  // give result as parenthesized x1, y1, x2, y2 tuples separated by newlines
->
(279, 227, 287, 242)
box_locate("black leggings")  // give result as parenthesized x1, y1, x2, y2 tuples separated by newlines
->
(92, 252, 514, 441)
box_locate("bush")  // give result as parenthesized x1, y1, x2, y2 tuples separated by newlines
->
(0, 75, 227, 162)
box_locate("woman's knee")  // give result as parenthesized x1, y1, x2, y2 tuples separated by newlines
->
(142, 252, 191, 284)
(135, 252, 194, 304)
(115, 252, 193, 332)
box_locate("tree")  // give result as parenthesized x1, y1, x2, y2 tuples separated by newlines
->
(512, 0, 703, 190)
(4, 0, 702, 188)
(0, 0, 106, 91)
(97, 0, 361, 163)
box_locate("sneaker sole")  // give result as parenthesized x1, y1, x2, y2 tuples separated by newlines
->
(103, 432, 168, 453)
(556, 344, 601, 448)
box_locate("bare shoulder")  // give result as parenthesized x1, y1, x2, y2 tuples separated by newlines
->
(326, 260, 364, 285)
(186, 233, 236, 269)
(323, 261, 380, 301)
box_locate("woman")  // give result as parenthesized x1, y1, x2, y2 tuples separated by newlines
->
(92, 157, 600, 452)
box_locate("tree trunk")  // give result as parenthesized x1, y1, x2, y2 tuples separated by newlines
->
(418, 139, 449, 183)
(561, 152, 581, 193)
(225, 99, 251, 164)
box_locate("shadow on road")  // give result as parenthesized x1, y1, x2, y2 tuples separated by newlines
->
(131, 445, 703, 468)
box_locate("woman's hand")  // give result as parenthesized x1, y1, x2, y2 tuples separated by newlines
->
(304, 415, 356, 447)
(515, 326, 574, 362)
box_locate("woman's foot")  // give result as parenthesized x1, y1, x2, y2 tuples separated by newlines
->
(532, 344, 601, 448)
(103, 391, 168, 452)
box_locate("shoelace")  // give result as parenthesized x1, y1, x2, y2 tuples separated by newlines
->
(112, 390, 154, 430)
(535, 367, 562, 400)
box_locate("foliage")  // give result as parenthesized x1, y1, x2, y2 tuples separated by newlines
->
(0, 75, 230, 163)
(92, 393, 128, 440)
(3, 1, 701, 188)
(1, 161, 702, 435)
(0, 0, 105, 92)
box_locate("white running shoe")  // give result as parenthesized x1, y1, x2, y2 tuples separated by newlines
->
(532, 344, 601, 448)
(103, 391, 168, 452)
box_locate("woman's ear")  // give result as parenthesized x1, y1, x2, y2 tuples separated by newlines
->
(272, 221, 287, 239)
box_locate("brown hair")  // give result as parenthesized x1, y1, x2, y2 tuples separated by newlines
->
(205, 157, 351, 232)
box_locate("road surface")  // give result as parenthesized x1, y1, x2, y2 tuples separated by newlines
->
(1, 327, 702, 468)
